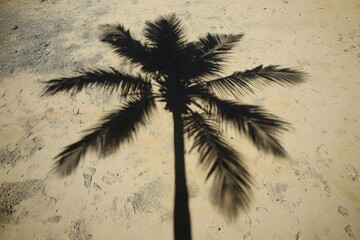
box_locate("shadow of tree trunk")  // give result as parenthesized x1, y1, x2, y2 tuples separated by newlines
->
(173, 111, 192, 240)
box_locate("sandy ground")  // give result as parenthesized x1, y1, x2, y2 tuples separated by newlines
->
(0, 0, 359, 239)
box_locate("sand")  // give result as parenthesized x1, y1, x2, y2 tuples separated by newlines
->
(0, 0, 359, 239)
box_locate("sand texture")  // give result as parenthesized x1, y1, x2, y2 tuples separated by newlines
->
(0, 0, 359, 239)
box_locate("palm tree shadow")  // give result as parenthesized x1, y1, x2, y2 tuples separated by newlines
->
(41, 14, 306, 240)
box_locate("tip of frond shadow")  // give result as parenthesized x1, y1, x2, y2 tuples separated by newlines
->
(38, 81, 55, 97)
(282, 123, 296, 133)
(271, 147, 289, 159)
(48, 157, 79, 178)
(48, 165, 68, 179)
(154, 12, 179, 22)
(39, 79, 72, 97)
(289, 69, 309, 83)
(98, 24, 128, 42)
(39, 90, 54, 98)
(208, 183, 253, 222)
(49, 166, 68, 179)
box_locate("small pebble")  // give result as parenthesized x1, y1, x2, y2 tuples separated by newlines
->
(73, 107, 80, 115)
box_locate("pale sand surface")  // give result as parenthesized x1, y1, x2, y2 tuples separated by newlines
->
(0, 0, 359, 239)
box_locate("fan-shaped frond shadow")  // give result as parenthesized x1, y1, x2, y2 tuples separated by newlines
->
(184, 111, 253, 219)
(52, 95, 155, 176)
(202, 65, 306, 97)
(42, 68, 152, 97)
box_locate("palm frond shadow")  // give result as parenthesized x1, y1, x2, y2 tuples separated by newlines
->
(42, 14, 306, 240)
(51, 95, 155, 176)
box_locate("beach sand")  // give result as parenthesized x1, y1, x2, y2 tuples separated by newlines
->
(0, 0, 359, 239)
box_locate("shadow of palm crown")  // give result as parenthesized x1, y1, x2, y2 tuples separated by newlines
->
(42, 14, 305, 219)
